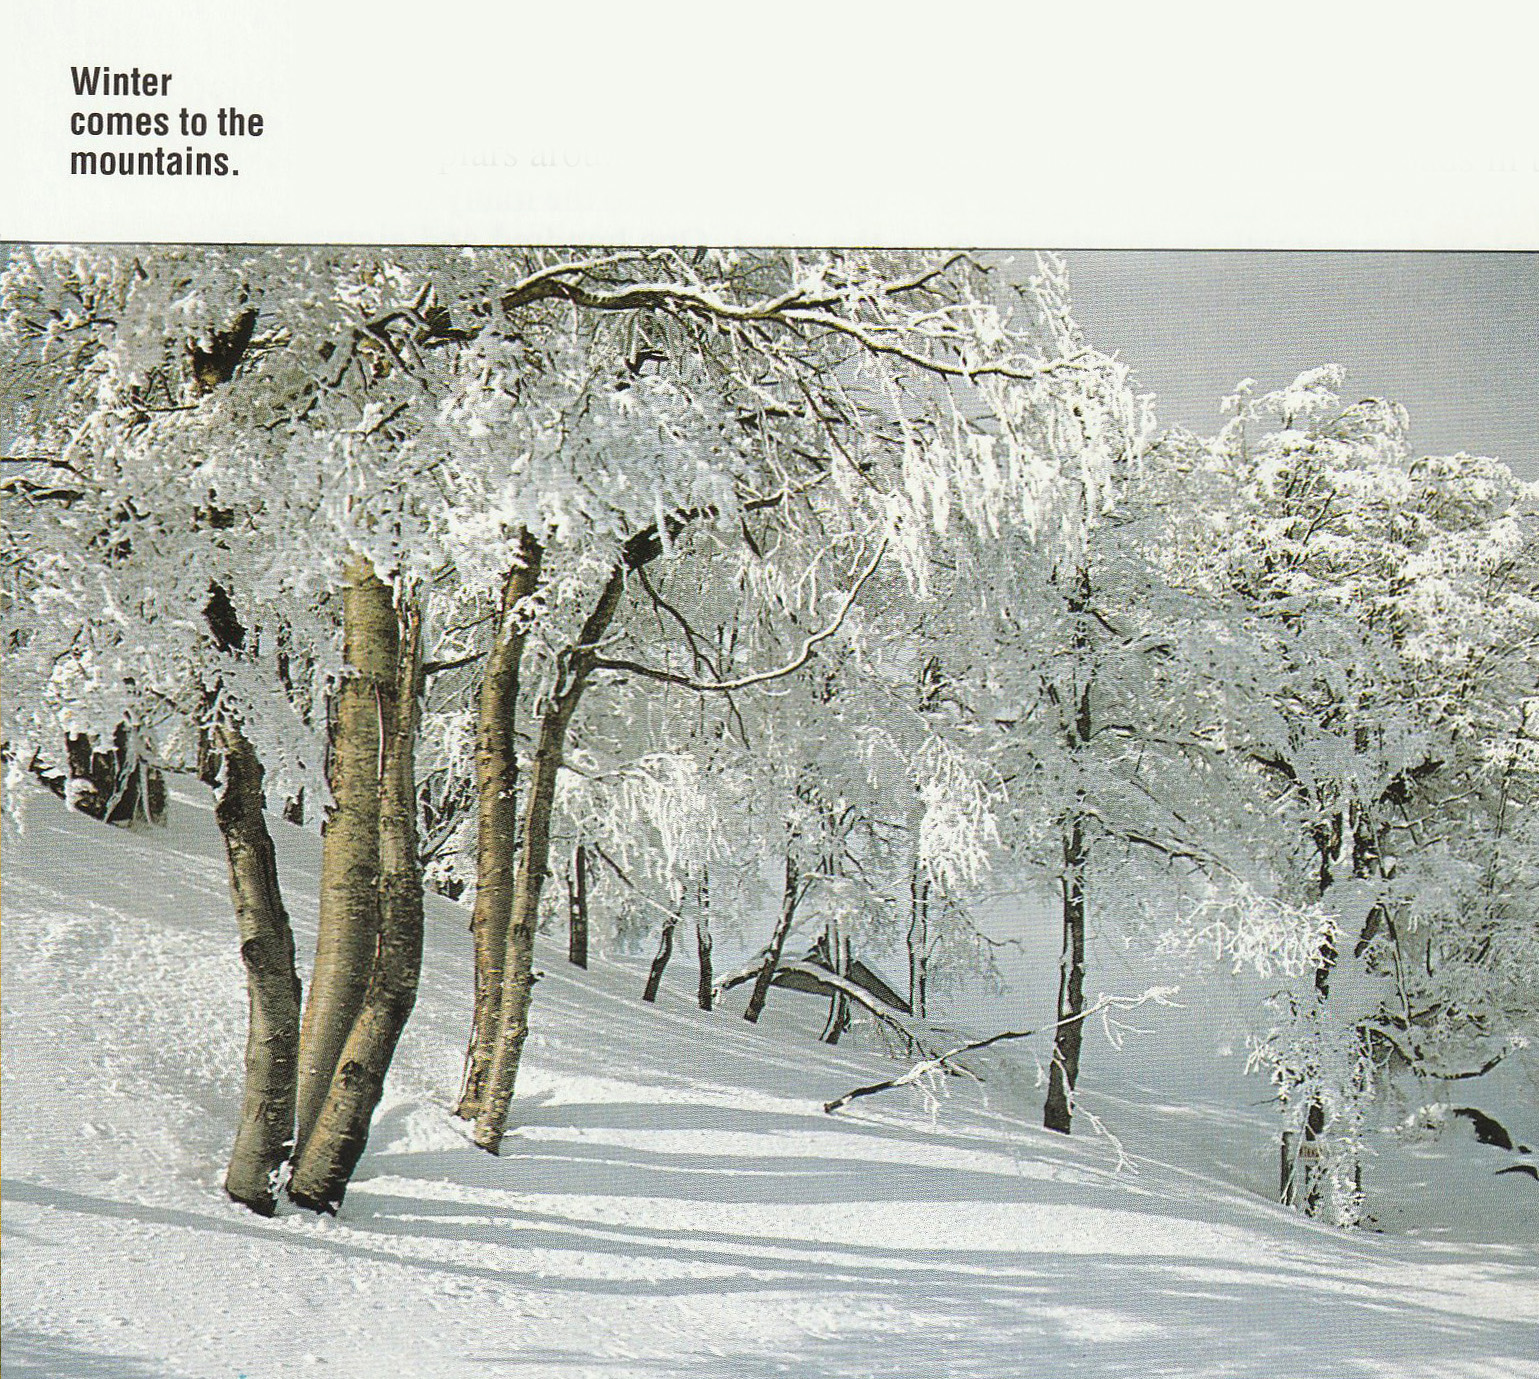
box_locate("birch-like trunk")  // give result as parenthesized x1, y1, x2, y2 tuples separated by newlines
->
(1043, 812, 1088, 1134)
(1044, 568, 1093, 1136)
(289, 599, 424, 1213)
(472, 561, 629, 1153)
(744, 852, 801, 1024)
(213, 723, 302, 1216)
(455, 536, 543, 1120)
(294, 554, 398, 1156)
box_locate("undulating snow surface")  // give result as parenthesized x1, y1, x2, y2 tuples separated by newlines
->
(4, 787, 1537, 1378)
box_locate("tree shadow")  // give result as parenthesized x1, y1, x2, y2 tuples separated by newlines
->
(1, 1327, 167, 1378)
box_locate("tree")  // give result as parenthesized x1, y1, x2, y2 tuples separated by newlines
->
(1156, 369, 1539, 1222)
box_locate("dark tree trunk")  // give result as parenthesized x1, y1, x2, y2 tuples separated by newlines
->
(1043, 812, 1088, 1135)
(642, 911, 677, 1003)
(456, 536, 543, 1120)
(820, 921, 851, 1044)
(212, 723, 302, 1217)
(289, 599, 424, 1213)
(695, 872, 713, 1011)
(63, 725, 166, 825)
(1044, 567, 1094, 1136)
(295, 554, 398, 1157)
(567, 842, 589, 970)
(1293, 816, 1340, 1212)
(907, 863, 929, 1021)
(744, 852, 801, 1024)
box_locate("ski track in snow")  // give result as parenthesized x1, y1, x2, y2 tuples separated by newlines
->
(4, 787, 1538, 1378)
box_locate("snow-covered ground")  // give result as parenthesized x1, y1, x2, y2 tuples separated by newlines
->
(4, 786, 1537, 1378)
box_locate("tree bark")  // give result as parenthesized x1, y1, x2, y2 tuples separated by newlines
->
(1045, 567, 1093, 1136)
(820, 920, 851, 1044)
(1044, 812, 1088, 1135)
(568, 843, 589, 970)
(289, 598, 424, 1213)
(744, 851, 801, 1024)
(295, 553, 399, 1157)
(212, 722, 302, 1217)
(456, 535, 543, 1120)
(472, 558, 630, 1153)
(642, 910, 677, 1003)
(908, 862, 929, 1021)
(695, 871, 713, 1011)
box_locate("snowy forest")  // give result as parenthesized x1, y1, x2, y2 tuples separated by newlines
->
(3, 245, 1537, 1377)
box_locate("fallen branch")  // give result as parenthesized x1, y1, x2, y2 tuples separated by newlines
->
(823, 988, 1179, 1114)
(773, 961, 952, 1062)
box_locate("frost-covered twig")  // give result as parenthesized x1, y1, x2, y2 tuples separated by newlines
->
(594, 540, 886, 693)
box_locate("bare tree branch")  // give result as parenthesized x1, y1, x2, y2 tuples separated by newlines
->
(593, 540, 886, 693)
(824, 989, 1178, 1114)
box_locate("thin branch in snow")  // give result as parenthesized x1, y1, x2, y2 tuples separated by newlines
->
(823, 988, 1179, 1114)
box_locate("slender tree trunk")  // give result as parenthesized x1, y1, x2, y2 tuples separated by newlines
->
(744, 851, 801, 1024)
(212, 722, 302, 1217)
(567, 843, 589, 970)
(908, 861, 929, 1020)
(695, 871, 713, 1011)
(294, 554, 398, 1157)
(1296, 810, 1357, 1216)
(456, 536, 543, 1120)
(472, 559, 630, 1153)
(289, 599, 424, 1213)
(642, 910, 677, 1003)
(1044, 812, 1088, 1135)
(820, 920, 851, 1044)
(1045, 568, 1094, 1136)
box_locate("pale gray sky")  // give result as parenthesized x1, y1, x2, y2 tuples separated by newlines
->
(1054, 252, 1538, 480)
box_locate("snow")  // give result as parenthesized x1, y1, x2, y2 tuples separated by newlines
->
(4, 786, 1538, 1378)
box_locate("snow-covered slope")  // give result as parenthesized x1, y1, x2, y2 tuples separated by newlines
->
(4, 787, 1538, 1378)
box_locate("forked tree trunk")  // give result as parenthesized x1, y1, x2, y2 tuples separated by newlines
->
(744, 852, 801, 1024)
(294, 554, 399, 1156)
(289, 599, 424, 1213)
(820, 921, 851, 1045)
(568, 843, 589, 970)
(695, 871, 713, 1011)
(213, 722, 302, 1216)
(456, 536, 543, 1120)
(1044, 812, 1088, 1135)
(472, 560, 629, 1154)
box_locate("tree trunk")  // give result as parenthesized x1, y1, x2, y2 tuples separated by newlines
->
(472, 559, 630, 1154)
(294, 554, 399, 1157)
(908, 862, 929, 1021)
(1044, 812, 1088, 1135)
(289, 598, 424, 1213)
(1045, 568, 1094, 1136)
(744, 851, 801, 1024)
(642, 910, 677, 1003)
(456, 535, 543, 1120)
(567, 842, 589, 970)
(819, 919, 850, 1044)
(212, 722, 302, 1217)
(695, 871, 713, 1011)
